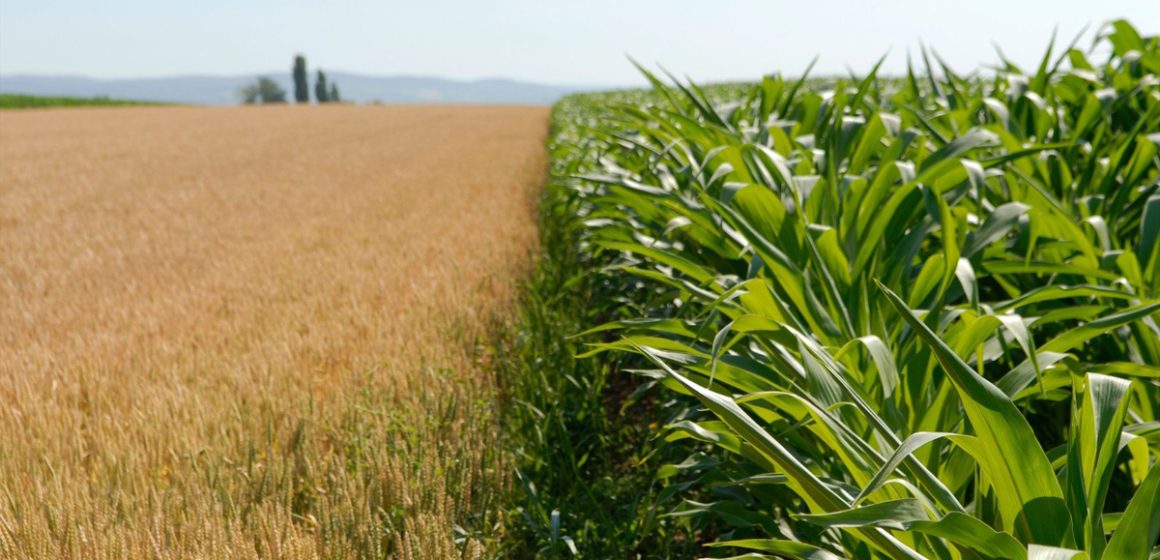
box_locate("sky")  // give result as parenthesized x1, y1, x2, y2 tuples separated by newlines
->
(1, 0, 1157, 87)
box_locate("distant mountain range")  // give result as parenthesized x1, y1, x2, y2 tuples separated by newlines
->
(0, 72, 591, 105)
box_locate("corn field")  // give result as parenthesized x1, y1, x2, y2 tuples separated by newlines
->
(543, 19, 1160, 559)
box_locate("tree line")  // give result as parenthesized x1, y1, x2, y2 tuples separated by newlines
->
(239, 54, 340, 105)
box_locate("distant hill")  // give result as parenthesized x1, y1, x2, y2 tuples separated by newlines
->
(0, 72, 583, 105)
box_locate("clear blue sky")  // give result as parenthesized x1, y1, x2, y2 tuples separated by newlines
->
(1, 0, 1157, 86)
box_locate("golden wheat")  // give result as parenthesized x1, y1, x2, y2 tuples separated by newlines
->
(0, 104, 547, 559)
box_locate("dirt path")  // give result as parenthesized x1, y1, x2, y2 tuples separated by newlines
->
(0, 104, 549, 559)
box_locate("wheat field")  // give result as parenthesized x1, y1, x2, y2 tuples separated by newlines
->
(0, 104, 548, 558)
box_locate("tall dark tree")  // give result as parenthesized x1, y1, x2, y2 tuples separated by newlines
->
(292, 55, 309, 103)
(315, 70, 329, 103)
(329, 82, 340, 103)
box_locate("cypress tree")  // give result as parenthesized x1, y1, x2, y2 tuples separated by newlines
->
(292, 55, 309, 103)
(315, 70, 329, 103)
(329, 83, 340, 103)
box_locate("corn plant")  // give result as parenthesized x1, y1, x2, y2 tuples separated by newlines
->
(557, 19, 1160, 559)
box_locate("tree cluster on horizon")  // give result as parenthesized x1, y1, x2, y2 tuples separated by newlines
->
(239, 54, 340, 105)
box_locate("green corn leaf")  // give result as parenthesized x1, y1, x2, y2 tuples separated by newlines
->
(1028, 545, 1089, 560)
(1040, 302, 1160, 354)
(794, 499, 929, 530)
(878, 282, 1070, 545)
(909, 513, 1027, 560)
(706, 539, 843, 560)
(1103, 463, 1160, 560)
(1066, 374, 1134, 559)
(640, 345, 925, 560)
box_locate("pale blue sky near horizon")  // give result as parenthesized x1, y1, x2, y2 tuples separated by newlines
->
(0, 0, 1157, 87)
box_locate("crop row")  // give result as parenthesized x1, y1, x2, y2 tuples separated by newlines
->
(542, 19, 1159, 559)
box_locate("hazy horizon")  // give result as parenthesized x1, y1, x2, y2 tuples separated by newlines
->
(0, 70, 591, 86)
(2, 0, 1158, 89)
